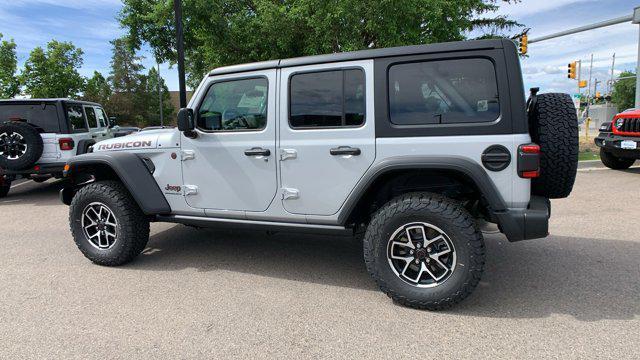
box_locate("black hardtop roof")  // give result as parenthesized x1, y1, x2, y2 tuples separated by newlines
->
(0, 98, 102, 107)
(210, 39, 508, 76)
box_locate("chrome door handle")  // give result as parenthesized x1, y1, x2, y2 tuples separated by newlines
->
(330, 146, 361, 156)
(244, 147, 271, 157)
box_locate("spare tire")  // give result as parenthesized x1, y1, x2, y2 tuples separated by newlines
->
(529, 93, 578, 199)
(0, 121, 44, 170)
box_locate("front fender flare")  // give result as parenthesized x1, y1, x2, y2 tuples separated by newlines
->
(63, 152, 171, 215)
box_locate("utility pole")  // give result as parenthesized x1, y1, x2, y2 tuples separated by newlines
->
(609, 53, 616, 95)
(594, 78, 601, 100)
(577, 60, 582, 95)
(588, 54, 593, 105)
(174, 0, 187, 109)
(157, 62, 164, 127)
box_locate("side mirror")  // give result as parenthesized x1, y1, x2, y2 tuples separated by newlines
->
(177, 108, 195, 131)
(108, 116, 117, 128)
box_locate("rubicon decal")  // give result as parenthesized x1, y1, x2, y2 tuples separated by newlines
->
(97, 140, 153, 151)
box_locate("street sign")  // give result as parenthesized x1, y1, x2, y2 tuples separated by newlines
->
(573, 94, 581, 115)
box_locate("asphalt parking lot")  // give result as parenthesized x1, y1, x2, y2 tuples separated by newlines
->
(1, 166, 639, 359)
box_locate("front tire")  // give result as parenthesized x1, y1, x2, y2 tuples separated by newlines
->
(69, 180, 149, 266)
(600, 148, 635, 170)
(363, 192, 485, 310)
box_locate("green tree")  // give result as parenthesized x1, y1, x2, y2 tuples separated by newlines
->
(143, 66, 174, 126)
(120, 0, 520, 87)
(0, 33, 20, 98)
(108, 37, 146, 123)
(21, 40, 84, 98)
(611, 71, 636, 111)
(82, 71, 112, 105)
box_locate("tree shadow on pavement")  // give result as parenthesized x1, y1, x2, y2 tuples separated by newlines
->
(132, 224, 639, 321)
(0, 179, 67, 207)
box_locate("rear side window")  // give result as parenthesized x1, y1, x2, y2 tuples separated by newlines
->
(289, 69, 365, 128)
(85, 107, 99, 128)
(388, 58, 500, 125)
(0, 104, 60, 132)
(66, 105, 88, 133)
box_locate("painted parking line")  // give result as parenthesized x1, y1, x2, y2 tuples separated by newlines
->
(10, 180, 33, 189)
(0, 199, 21, 204)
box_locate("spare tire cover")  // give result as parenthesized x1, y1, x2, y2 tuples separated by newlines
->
(529, 93, 578, 199)
(0, 121, 44, 170)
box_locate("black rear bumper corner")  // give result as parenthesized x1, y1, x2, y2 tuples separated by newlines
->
(1, 162, 66, 177)
(494, 196, 550, 242)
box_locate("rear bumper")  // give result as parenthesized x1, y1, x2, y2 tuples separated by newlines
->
(1, 162, 66, 177)
(494, 196, 550, 242)
(595, 132, 640, 159)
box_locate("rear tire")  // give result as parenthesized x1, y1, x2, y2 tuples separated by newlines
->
(529, 93, 579, 199)
(31, 175, 51, 183)
(0, 121, 44, 170)
(363, 192, 485, 310)
(69, 180, 149, 266)
(600, 148, 635, 170)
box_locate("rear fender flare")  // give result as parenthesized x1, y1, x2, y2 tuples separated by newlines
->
(337, 156, 508, 225)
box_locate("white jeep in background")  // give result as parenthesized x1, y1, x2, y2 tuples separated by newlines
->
(60, 39, 579, 310)
(0, 99, 114, 197)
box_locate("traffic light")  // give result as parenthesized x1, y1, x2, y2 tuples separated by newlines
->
(579, 80, 587, 88)
(567, 62, 577, 79)
(519, 35, 528, 55)
(596, 91, 601, 98)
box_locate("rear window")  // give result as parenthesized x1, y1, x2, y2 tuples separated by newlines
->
(0, 103, 61, 132)
(388, 58, 500, 125)
(66, 105, 88, 133)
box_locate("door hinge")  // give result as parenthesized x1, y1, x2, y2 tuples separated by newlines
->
(183, 185, 198, 196)
(281, 187, 299, 200)
(280, 148, 297, 161)
(181, 150, 196, 161)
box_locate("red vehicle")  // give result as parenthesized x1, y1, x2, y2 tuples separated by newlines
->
(595, 108, 640, 169)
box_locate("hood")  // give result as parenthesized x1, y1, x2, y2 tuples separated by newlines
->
(94, 128, 179, 152)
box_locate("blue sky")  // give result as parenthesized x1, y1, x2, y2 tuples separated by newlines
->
(0, 0, 638, 95)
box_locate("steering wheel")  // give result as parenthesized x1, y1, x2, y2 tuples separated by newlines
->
(223, 115, 250, 130)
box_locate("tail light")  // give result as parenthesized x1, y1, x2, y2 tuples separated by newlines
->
(59, 138, 75, 151)
(518, 143, 540, 179)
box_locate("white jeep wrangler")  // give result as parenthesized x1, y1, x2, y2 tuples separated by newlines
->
(0, 99, 114, 197)
(61, 40, 578, 310)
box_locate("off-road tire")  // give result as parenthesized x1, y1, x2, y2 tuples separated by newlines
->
(0, 121, 44, 171)
(69, 180, 149, 266)
(363, 192, 485, 310)
(529, 93, 579, 199)
(600, 148, 635, 170)
(0, 177, 10, 198)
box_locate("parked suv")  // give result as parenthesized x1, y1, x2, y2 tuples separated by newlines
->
(0, 99, 114, 197)
(595, 108, 639, 169)
(60, 39, 578, 310)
